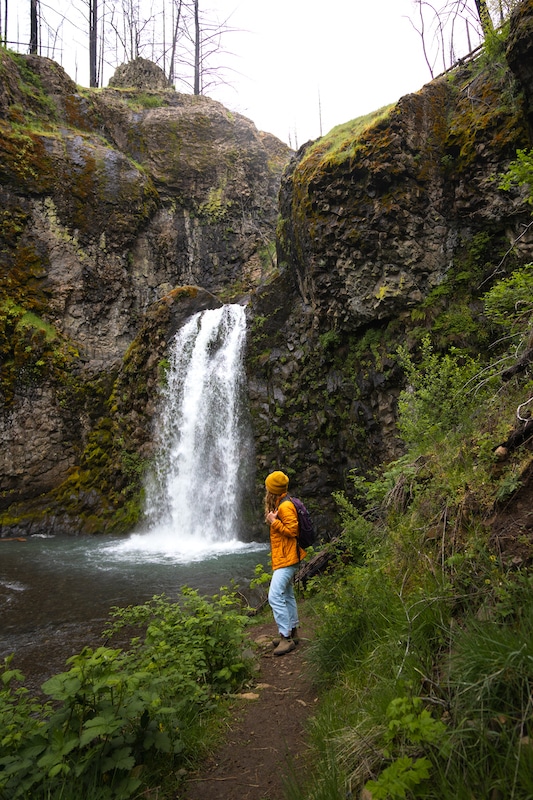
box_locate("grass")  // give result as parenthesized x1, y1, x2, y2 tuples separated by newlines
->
(284, 262, 533, 798)
(296, 104, 395, 182)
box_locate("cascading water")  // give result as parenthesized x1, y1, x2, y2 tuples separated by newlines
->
(0, 304, 267, 657)
(117, 303, 259, 559)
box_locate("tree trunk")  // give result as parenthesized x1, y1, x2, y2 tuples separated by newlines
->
(474, 0, 493, 37)
(168, 0, 183, 84)
(89, 0, 98, 87)
(30, 0, 38, 53)
(193, 0, 200, 95)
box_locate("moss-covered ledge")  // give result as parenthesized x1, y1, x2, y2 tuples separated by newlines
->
(0, 286, 223, 536)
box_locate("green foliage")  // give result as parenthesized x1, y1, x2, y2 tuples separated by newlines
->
(479, 18, 511, 66)
(126, 92, 166, 109)
(291, 263, 533, 800)
(104, 589, 252, 695)
(319, 329, 341, 351)
(383, 697, 446, 752)
(347, 455, 425, 515)
(258, 241, 276, 273)
(365, 756, 431, 799)
(308, 561, 451, 691)
(483, 262, 533, 336)
(157, 357, 171, 386)
(448, 584, 533, 721)
(332, 491, 375, 562)
(499, 148, 533, 204)
(396, 336, 493, 451)
(250, 562, 271, 590)
(0, 591, 253, 799)
(411, 578, 533, 799)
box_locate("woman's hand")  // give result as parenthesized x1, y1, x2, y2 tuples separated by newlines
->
(266, 510, 278, 525)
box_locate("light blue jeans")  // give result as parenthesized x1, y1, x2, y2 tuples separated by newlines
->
(268, 564, 299, 638)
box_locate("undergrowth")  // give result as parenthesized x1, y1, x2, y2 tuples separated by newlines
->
(286, 255, 533, 800)
(0, 589, 254, 799)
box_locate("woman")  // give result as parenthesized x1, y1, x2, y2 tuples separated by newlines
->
(264, 470, 306, 656)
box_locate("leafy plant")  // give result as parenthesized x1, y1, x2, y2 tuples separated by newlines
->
(0, 591, 253, 799)
(383, 696, 446, 752)
(396, 336, 491, 451)
(482, 262, 533, 348)
(499, 149, 533, 204)
(365, 756, 432, 799)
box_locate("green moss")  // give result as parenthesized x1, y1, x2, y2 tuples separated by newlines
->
(217, 280, 247, 302)
(6, 52, 58, 123)
(125, 91, 168, 109)
(198, 185, 232, 221)
(444, 60, 527, 172)
(299, 105, 395, 178)
(0, 123, 55, 190)
(404, 230, 516, 351)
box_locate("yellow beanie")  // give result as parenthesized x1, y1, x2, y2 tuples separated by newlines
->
(265, 470, 289, 495)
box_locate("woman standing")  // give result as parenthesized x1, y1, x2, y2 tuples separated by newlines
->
(264, 470, 306, 656)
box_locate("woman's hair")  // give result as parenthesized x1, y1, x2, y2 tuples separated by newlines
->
(264, 490, 279, 517)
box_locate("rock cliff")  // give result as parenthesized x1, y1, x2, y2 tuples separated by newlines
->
(248, 0, 533, 534)
(1, 0, 533, 538)
(0, 54, 289, 532)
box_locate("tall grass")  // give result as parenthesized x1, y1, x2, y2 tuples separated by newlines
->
(288, 261, 533, 799)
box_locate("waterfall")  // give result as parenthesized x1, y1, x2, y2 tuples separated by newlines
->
(118, 304, 259, 561)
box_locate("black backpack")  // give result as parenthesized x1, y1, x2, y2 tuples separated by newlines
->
(281, 495, 316, 550)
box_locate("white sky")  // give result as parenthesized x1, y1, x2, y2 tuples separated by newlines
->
(8, 0, 483, 146)
(212, 0, 437, 147)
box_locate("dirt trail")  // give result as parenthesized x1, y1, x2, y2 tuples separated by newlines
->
(183, 617, 318, 800)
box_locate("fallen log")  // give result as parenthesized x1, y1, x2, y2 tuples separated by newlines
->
(494, 417, 533, 460)
(501, 346, 533, 381)
(0, 537, 27, 542)
(295, 537, 343, 588)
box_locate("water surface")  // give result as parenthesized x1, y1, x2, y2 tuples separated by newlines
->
(0, 533, 269, 667)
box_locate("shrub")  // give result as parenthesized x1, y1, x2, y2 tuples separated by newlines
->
(397, 336, 491, 451)
(0, 590, 253, 799)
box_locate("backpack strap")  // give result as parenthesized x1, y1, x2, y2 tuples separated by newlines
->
(278, 494, 293, 507)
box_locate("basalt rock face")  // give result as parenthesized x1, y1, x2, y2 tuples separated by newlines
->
(109, 57, 171, 90)
(0, 56, 289, 369)
(277, 77, 529, 332)
(2, 5, 533, 539)
(507, 0, 533, 129)
(0, 53, 289, 531)
(248, 3, 533, 535)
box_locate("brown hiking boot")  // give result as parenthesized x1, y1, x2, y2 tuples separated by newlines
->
(272, 627, 299, 647)
(273, 635, 296, 656)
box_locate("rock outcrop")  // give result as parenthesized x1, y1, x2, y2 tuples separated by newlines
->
(109, 57, 171, 90)
(247, 3, 533, 531)
(2, 0, 533, 538)
(0, 54, 290, 529)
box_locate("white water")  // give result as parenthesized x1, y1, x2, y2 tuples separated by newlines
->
(111, 304, 257, 561)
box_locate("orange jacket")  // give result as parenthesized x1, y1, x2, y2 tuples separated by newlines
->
(269, 494, 306, 569)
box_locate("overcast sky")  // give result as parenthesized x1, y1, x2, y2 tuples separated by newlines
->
(211, 0, 438, 147)
(9, 0, 483, 147)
